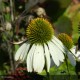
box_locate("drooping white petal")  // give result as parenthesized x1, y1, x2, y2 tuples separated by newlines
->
(52, 42, 64, 62)
(48, 41, 60, 66)
(52, 36, 66, 53)
(70, 46, 76, 55)
(54, 48, 64, 62)
(71, 46, 80, 60)
(27, 44, 36, 72)
(76, 51, 80, 60)
(51, 40, 65, 62)
(52, 36, 74, 56)
(21, 42, 30, 61)
(33, 45, 45, 73)
(67, 52, 76, 66)
(15, 43, 28, 61)
(44, 44, 50, 72)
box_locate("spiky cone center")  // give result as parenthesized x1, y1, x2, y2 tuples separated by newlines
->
(58, 33, 73, 49)
(26, 18, 54, 44)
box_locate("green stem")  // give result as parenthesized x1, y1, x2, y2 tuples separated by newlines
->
(65, 55, 71, 80)
(46, 70, 50, 80)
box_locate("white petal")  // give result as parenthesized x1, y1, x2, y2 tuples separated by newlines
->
(52, 36, 65, 53)
(27, 44, 36, 72)
(51, 40, 65, 62)
(76, 51, 80, 60)
(71, 46, 80, 60)
(56, 49, 64, 62)
(70, 46, 76, 55)
(48, 41, 60, 66)
(33, 45, 45, 73)
(44, 44, 50, 72)
(52, 42, 64, 62)
(52, 36, 73, 56)
(21, 43, 30, 61)
(67, 52, 76, 66)
(15, 43, 28, 61)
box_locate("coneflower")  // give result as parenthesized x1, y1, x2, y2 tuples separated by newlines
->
(15, 18, 75, 73)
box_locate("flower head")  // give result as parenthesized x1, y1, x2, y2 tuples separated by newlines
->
(26, 18, 53, 44)
(15, 18, 75, 73)
(58, 33, 73, 49)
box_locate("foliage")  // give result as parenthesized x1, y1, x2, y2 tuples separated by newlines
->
(54, 16, 73, 36)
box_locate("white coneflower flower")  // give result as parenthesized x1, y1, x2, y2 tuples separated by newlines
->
(15, 18, 74, 73)
(58, 33, 76, 66)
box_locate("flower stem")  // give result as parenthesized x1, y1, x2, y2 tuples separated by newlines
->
(46, 71, 50, 80)
(65, 55, 71, 80)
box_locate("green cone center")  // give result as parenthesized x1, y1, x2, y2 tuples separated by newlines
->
(26, 18, 54, 44)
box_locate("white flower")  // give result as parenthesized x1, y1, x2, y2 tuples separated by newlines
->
(15, 36, 66, 73)
(58, 33, 76, 66)
(15, 18, 76, 73)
